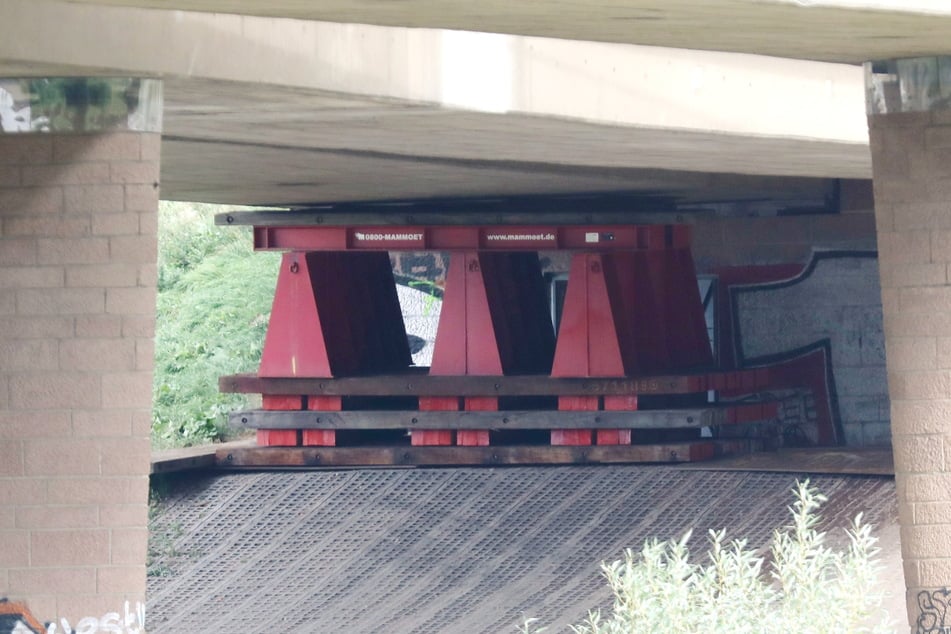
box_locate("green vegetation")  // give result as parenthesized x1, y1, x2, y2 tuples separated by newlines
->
(152, 201, 279, 448)
(146, 495, 182, 578)
(522, 480, 892, 634)
(148, 475, 203, 577)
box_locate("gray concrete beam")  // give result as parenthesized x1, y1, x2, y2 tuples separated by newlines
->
(0, 1, 874, 204)
(46, 0, 951, 64)
(1, 1, 865, 142)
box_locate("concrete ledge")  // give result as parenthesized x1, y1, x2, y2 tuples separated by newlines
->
(682, 447, 895, 475)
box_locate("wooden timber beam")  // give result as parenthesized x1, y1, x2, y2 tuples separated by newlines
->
(214, 440, 767, 469)
(228, 402, 778, 431)
(219, 370, 768, 397)
(229, 408, 731, 430)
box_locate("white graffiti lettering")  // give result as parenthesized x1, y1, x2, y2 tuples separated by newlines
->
(44, 602, 145, 634)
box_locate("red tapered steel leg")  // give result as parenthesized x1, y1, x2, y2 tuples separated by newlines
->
(427, 252, 554, 445)
(430, 252, 504, 375)
(259, 253, 336, 378)
(551, 254, 624, 378)
(260, 251, 411, 378)
(422, 251, 499, 444)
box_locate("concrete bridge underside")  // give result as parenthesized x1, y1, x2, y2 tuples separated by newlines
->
(1, 0, 876, 207)
(4, 0, 951, 630)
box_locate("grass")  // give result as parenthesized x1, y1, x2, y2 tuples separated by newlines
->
(147, 474, 206, 578)
(147, 482, 183, 578)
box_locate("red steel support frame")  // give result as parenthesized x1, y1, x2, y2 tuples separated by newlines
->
(417, 251, 500, 446)
(550, 226, 712, 446)
(255, 225, 682, 253)
(257, 251, 410, 446)
(249, 222, 714, 449)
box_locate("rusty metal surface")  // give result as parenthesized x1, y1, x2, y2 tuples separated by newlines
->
(146, 467, 896, 633)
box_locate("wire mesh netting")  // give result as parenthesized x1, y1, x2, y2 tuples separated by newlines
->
(147, 467, 897, 633)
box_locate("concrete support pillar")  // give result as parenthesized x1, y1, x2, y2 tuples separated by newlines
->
(0, 78, 161, 624)
(867, 58, 951, 631)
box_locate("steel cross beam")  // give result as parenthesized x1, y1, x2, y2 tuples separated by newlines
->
(249, 224, 683, 252)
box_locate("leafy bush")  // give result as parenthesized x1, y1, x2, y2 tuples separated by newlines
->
(152, 202, 279, 447)
(522, 480, 892, 634)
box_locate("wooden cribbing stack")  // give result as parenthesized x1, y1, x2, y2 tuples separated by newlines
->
(215, 212, 787, 467)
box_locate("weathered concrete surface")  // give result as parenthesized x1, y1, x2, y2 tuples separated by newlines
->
(1, 1, 870, 206)
(0, 1, 866, 140)
(52, 0, 951, 64)
(160, 87, 870, 204)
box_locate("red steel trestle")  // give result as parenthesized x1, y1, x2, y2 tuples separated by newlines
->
(248, 223, 718, 450)
(257, 251, 411, 446)
(550, 226, 712, 445)
(417, 251, 555, 446)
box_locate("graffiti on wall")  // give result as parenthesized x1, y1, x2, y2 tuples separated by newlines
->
(0, 600, 44, 634)
(0, 78, 162, 134)
(0, 599, 145, 634)
(918, 588, 951, 634)
(394, 275, 443, 367)
(727, 250, 888, 447)
(0, 84, 35, 132)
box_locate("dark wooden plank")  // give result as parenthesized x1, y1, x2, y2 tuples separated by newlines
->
(229, 408, 724, 430)
(214, 442, 721, 468)
(150, 439, 255, 474)
(151, 453, 217, 475)
(219, 373, 701, 397)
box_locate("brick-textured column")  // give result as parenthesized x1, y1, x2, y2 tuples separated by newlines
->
(868, 58, 951, 630)
(0, 118, 160, 618)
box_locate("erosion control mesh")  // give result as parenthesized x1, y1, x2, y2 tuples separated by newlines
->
(147, 467, 896, 633)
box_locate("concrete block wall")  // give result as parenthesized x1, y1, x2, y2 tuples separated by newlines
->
(692, 206, 878, 269)
(0, 131, 159, 622)
(691, 203, 887, 448)
(869, 109, 951, 625)
(734, 254, 889, 446)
